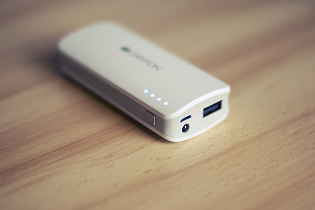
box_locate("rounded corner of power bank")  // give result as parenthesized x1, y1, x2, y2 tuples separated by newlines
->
(56, 38, 66, 52)
(225, 85, 231, 93)
(220, 85, 231, 94)
(162, 135, 188, 143)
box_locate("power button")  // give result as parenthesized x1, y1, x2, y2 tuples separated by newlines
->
(146, 111, 156, 126)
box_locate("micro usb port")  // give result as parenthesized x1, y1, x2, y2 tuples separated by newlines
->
(203, 101, 222, 118)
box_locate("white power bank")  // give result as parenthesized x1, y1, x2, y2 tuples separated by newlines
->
(57, 22, 230, 142)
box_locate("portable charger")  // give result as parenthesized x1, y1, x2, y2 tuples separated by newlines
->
(57, 22, 230, 142)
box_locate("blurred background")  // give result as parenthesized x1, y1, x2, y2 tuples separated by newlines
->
(1, 0, 315, 210)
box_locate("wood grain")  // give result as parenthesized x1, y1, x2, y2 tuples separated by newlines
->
(1, 0, 315, 209)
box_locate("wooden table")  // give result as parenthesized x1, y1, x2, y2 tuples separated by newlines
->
(1, 0, 315, 209)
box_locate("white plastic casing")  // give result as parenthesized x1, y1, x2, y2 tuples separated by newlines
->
(57, 22, 230, 142)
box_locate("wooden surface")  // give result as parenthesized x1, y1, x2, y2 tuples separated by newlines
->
(1, 0, 315, 209)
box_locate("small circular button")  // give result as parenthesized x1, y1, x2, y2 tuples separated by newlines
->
(182, 124, 190, 133)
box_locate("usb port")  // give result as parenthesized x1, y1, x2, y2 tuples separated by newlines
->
(203, 101, 222, 118)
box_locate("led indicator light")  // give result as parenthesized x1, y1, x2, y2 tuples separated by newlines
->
(157, 98, 162, 101)
(150, 93, 155, 97)
(144, 89, 149, 93)
(164, 102, 169, 106)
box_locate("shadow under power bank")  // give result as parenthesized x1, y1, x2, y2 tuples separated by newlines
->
(57, 22, 230, 142)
